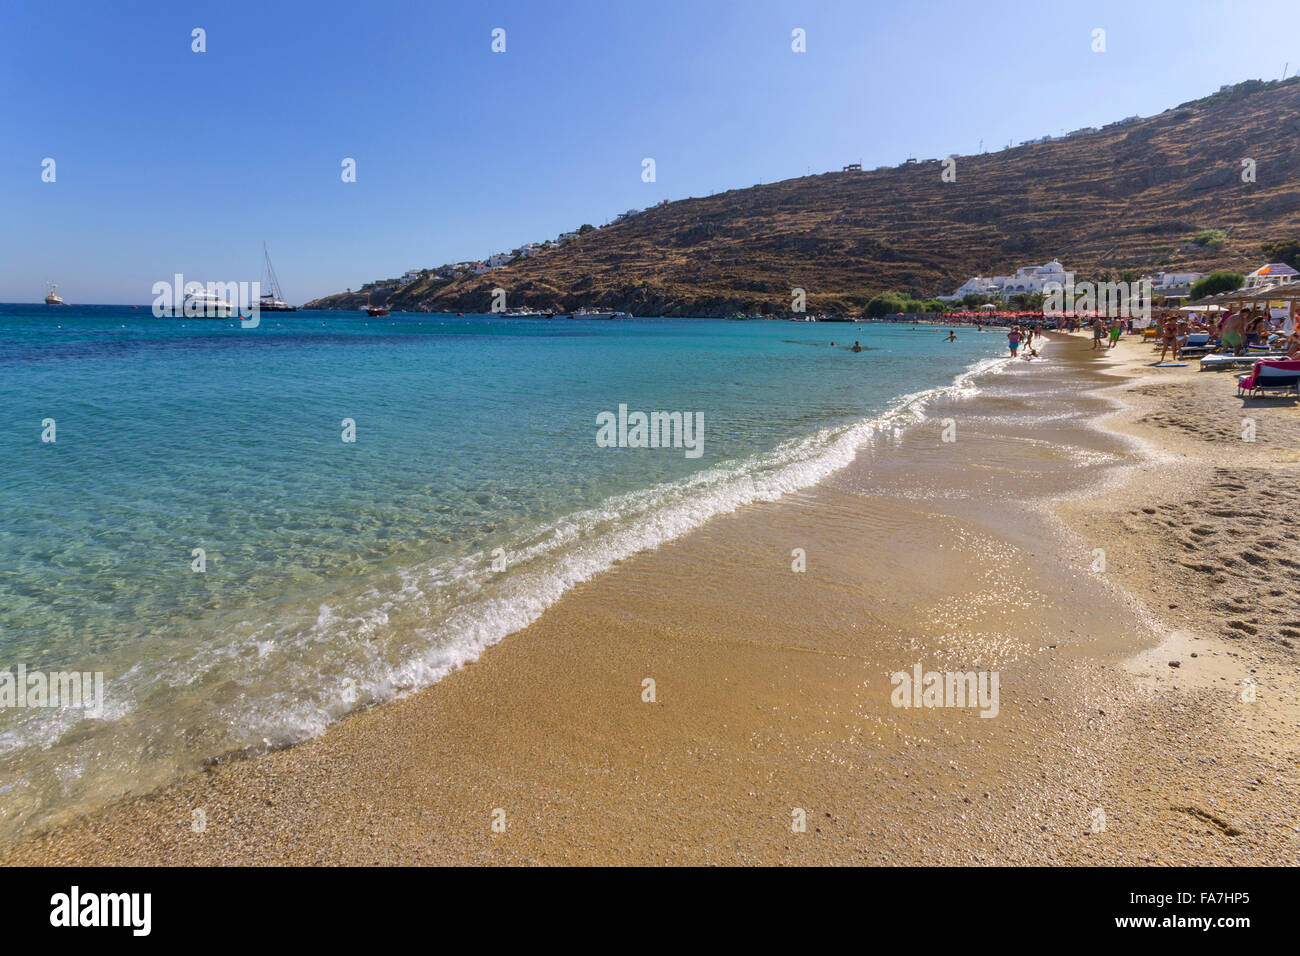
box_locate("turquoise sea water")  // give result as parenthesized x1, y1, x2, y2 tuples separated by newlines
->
(0, 305, 1008, 834)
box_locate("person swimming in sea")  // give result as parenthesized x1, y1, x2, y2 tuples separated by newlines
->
(947, 330, 956, 342)
(852, 341, 862, 352)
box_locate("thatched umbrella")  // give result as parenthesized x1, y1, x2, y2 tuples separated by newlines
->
(1193, 282, 1300, 306)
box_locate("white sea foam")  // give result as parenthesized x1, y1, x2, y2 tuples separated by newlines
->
(225, 349, 1014, 748)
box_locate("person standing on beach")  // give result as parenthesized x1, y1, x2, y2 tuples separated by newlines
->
(1007, 327, 1021, 357)
(1107, 320, 1122, 349)
(1157, 316, 1179, 363)
(1220, 310, 1246, 356)
(1091, 320, 1105, 350)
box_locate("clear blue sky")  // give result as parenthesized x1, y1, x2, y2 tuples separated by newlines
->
(3, 0, 1297, 304)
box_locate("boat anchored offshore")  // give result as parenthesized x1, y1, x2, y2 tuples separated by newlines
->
(181, 289, 236, 318)
(567, 307, 632, 320)
(44, 282, 64, 306)
(258, 242, 296, 312)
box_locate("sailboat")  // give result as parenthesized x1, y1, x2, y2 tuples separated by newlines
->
(44, 282, 64, 306)
(258, 242, 296, 312)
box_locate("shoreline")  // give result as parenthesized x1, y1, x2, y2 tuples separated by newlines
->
(4, 332, 1298, 865)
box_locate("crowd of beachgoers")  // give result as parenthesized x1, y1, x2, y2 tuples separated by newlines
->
(1148, 308, 1300, 363)
(969, 310, 1300, 399)
(984, 308, 1300, 397)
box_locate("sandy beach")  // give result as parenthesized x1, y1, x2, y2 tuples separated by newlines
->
(4, 330, 1297, 866)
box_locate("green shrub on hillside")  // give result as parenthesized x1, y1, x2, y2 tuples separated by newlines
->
(1260, 238, 1300, 270)
(1190, 272, 1243, 298)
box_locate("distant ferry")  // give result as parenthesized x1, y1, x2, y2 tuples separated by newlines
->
(44, 283, 64, 306)
(366, 304, 390, 317)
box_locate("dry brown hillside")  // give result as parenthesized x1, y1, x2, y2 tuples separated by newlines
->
(307, 78, 1300, 316)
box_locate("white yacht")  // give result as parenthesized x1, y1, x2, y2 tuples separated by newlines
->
(568, 307, 632, 320)
(181, 289, 235, 318)
(44, 283, 64, 306)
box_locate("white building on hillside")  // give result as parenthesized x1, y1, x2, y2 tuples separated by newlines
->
(945, 276, 1000, 299)
(1244, 262, 1300, 289)
(1151, 271, 1205, 290)
(939, 259, 1075, 300)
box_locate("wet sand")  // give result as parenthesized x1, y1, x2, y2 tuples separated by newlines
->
(4, 331, 1298, 865)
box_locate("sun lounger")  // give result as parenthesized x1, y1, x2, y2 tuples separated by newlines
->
(1237, 360, 1300, 397)
(1176, 333, 1216, 357)
(1200, 353, 1286, 371)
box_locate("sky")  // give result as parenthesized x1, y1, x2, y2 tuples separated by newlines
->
(2, 0, 1298, 304)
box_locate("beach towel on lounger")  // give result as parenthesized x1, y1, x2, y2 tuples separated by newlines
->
(1237, 360, 1300, 396)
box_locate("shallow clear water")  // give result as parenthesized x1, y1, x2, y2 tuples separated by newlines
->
(0, 305, 1007, 834)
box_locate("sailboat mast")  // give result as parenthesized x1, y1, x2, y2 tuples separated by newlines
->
(263, 241, 285, 301)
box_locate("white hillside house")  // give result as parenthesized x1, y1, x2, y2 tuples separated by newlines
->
(1244, 262, 1300, 289)
(1150, 271, 1205, 290)
(939, 259, 1075, 300)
